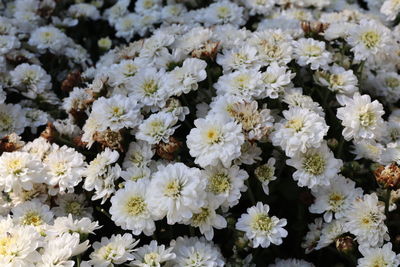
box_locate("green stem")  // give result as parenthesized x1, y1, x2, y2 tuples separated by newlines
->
(245, 180, 256, 205)
(76, 255, 81, 267)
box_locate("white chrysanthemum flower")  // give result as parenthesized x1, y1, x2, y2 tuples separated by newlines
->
(187, 115, 244, 168)
(293, 38, 332, 70)
(170, 236, 225, 267)
(236, 202, 288, 248)
(12, 199, 53, 227)
(131, 240, 175, 267)
(268, 258, 315, 267)
(186, 195, 227, 240)
(49, 214, 100, 236)
(315, 219, 346, 250)
(129, 67, 168, 109)
(358, 242, 400, 267)
(83, 148, 120, 204)
(121, 166, 151, 183)
(148, 163, 206, 224)
(381, 0, 400, 21)
(0, 103, 27, 137)
(255, 158, 277, 195)
(22, 137, 51, 160)
(89, 233, 139, 266)
(28, 25, 69, 53)
(62, 87, 92, 113)
(262, 62, 295, 99)
(271, 107, 329, 157)
(372, 71, 400, 103)
(203, 1, 245, 27)
(25, 108, 49, 132)
(352, 139, 384, 162)
(0, 223, 43, 266)
(234, 141, 262, 165)
(286, 143, 343, 189)
(68, 3, 100, 20)
(310, 175, 363, 222)
(39, 232, 89, 267)
(301, 218, 323, 254)
(115, 13, 139, 41)
(123, 141, 154, 169)
(172, 27, 212, 54)
(344, 193, 389, 248)
(90, 95, 142, 131)
(283, 88, 325, 116)
(44, 144, 86, 195)
(216, 45, 259, 73)
(136, 111, 178, 144)
(110, 180, 156, 236)
(214, 69, 263, 100)
(248, 29, 293, 66)
(0, 151, 45, 193)
(203, 164, 248, 211)
(336, 93, 385, 141)
(0, 35, 20, 55)
(53, 193, 93, 219)
(165, 58, 207, 96)
(243, 0, 275, 15)
(346, 19, 391, 61)
(314, 65, 358, 96)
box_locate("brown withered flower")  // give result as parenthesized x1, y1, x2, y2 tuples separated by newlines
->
(94, 129, 125, 152)
(0, 133, 25, 153)
(374, 163, 400, 189)
(335, 235, 355, 254)
(191, 41, 220, 61)
(40, 122, 58, 142)
(155, 136, 182, 161)
(61, 70, 83, 93)
(228, 100, 273, 141)
(301, 21, 330, 35)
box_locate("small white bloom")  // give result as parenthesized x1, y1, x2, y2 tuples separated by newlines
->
(236, 202, 287, 248)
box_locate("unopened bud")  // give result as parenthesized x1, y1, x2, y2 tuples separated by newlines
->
(335, 236, 355, 254)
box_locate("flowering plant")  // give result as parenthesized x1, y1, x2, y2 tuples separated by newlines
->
(1, 0, 400, 266)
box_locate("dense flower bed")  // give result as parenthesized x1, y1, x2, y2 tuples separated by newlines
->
(1, 0, 400, 266)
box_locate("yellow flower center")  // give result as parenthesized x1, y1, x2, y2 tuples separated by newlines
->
(286, 118, 304, 132)
(303, 153, 326, 176)
(208, 172, 231, 194)
(143, 80, 158, 95)
(164, 180, 182, 199)
(251, 213, 273, 232)
(125, 196, 147, 216)
(255, 165, 274, 182)
(204, 128, 222, 144)
(0, 234, 15, 256)
(360, 31, 380, 49)
(386, 77, 400, 88)
(144, 252, 159, 264)
(304, 45, 322, 57)
(22, 211, 43, 226)
(191, 207, 211, 226)
(217, 6, 230, 18)
(359, 111, 376, 127)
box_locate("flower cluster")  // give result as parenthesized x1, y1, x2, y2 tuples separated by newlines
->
(1, 0, 400, 266)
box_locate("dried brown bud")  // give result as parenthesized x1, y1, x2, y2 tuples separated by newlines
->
(335, 236, 355, 254)
(374, 163, 400, 189)
(73, 136, 88, 148)
(0, 133, 25, 153)
(40, 122, 58, 142)
(94, 129, 124, 151)
(191, 41, 220, 61)
(301, 21, 329, 35)
(61, 70, 83, 93)
(155, 136, 182, 161)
